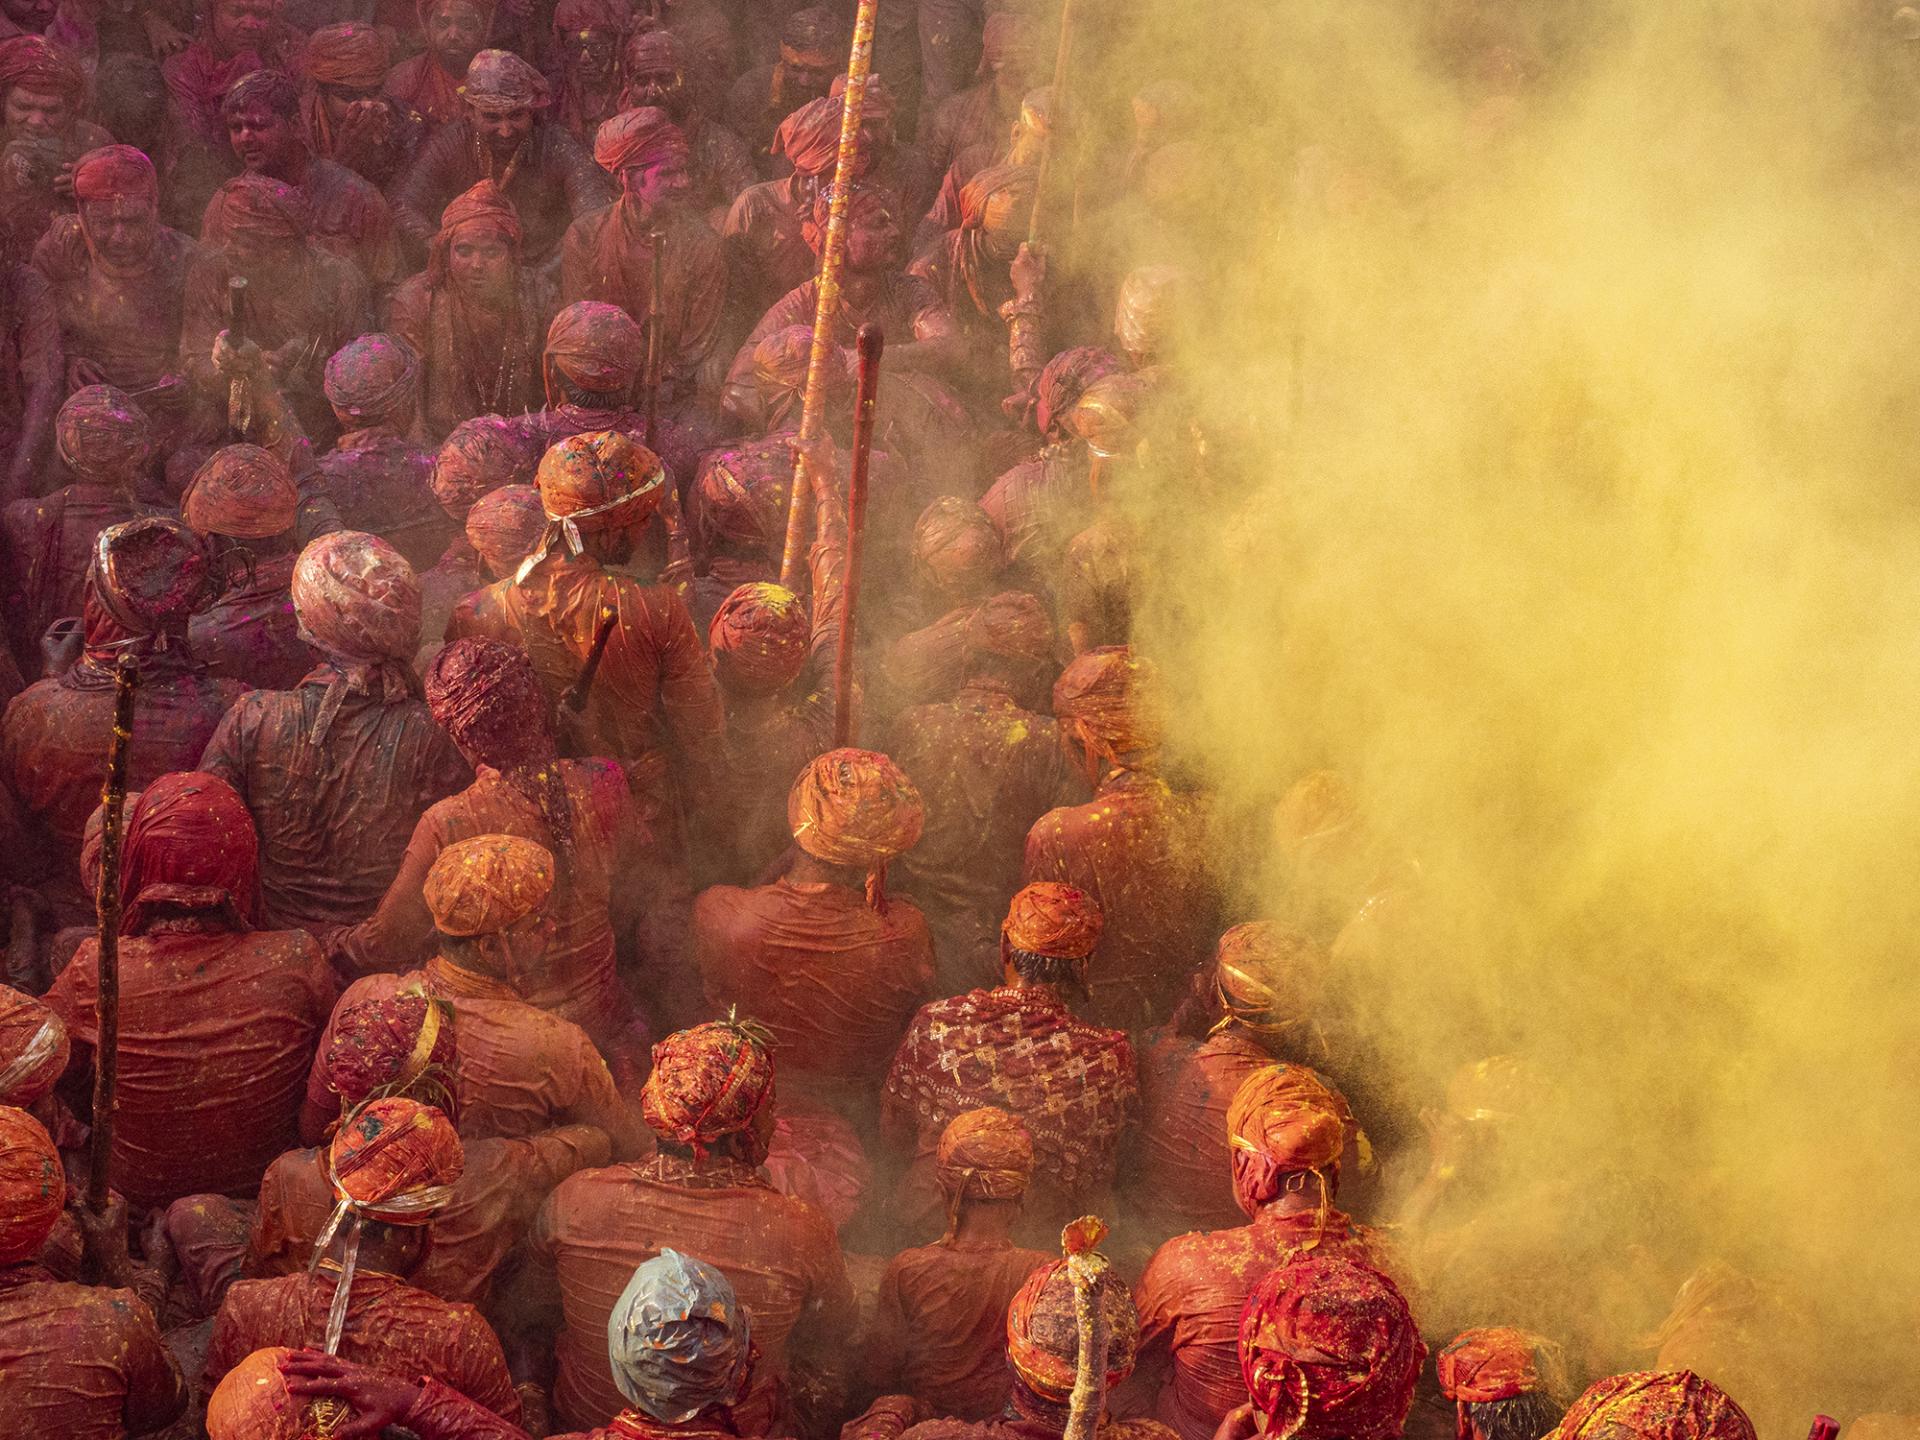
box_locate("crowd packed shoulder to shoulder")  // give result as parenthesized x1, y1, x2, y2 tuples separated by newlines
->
(0, 3, 1870, 1440)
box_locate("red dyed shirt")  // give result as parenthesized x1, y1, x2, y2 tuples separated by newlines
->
(0, 1272, 183, 1439)
(1130, 1026, 1278, 1237)
(46, 925, 334, 1210)
(189, 552, 320, 692)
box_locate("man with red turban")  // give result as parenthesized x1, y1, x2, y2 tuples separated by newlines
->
(302, 22, 417, 187)
(1547, 1372, 1755, 1440)
(387, 182, 555, 442)
(2, 383, 151, 665)
(1023, 646, 1216, 1030)
(252, 985, 615, 1310)
(385, 0, 489, 133)
(184, 172, 373, 448)
(1235, 1256, 1425, 1440)
(218, 68, 403, 293)
(30, 145, 195, 448)
(1129, 1065, 1390, 1440)
(201, 530, 471, 932)
(448, 429, 722, 1011)
(1437, 1328, 1569, 1440)
(2, 517, 247, 924)
(522, 1018, 856, 1432)
(393, 47, 615, 266)
(44, 771, 333, 1210)
(1132, 923, 1351, 1237)
(562, 106, 730, 414)
(0, 34, 107, 263)
(882, 881, 1135, 1245)
(859, 1108, 1052, 1420)
(181, 442, 318, 690)
(697, 747, 934, 1107)
(328, 638, 650, 1050)
(885, 588, 1079, 993)
(619, 26, 757, 222)
(0, 1106, 186, 1438)
(205, 1096, 523, 1423)
(913, 162, 1036, 375)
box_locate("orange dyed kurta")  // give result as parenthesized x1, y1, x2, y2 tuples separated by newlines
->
(528, 1155, 855, 1431)
(1131, 1026, 1277, 1237)
(0, 1272, 182, 1439)
(46, 927, 334, 1210)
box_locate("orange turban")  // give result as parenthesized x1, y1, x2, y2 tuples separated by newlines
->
(594, 105, 690, 174)
(305, 22, 389, 87)
(1226, 1064, 1350, 1220)
(207, 1347, 332, 1440)
(72, 144, 157, 207)
(293, 531, 421, 666)
(787, 749, 924, 906)
(205, 174, 312, 245)
(431, 415, 538, 519)
(692, 439, 793, 560)
(964, 590, 1053, 667)
(0, 1105, 63, 1263)
(1005, 1221, 1138, 1403)
(466, 484, 546, 577)
(182, 444, 299, 539)
(1053, 645, 1161, 765)
(641, 1019, 776, 1158)
(464, 49, 550, 112)
(935, 1107, 1033, 1214)
(1216, 922, 1329, 1023)
(773, 95, 847, 178)
(429, 180, 523, 287)
(709, 582, 810, 696)
(1240, 1255, 1425, 1440)
(545, 300, 644, 394)
(324, 334, 419, 422)
(0, 986, 67, 1108)
(1002, 881, 1102, 960)
(1437, 1327, 1558, 1404)
(523, 429, 667, 578)
(423, 834, 556, 937)
(328, 1096, 463, 1224)
(1550, 1373, 1755, 1440)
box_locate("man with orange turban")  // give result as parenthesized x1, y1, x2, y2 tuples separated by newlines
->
(387, 183, 555, 443)
(1023, 645, 1216, 1030)
(205, 1095, 523, 1423)
(1437, 1328, 1569, 1440)
(1129, 1065, 1389, 1440)
(696, 747, 934, 1105)
(301, 22, 417, 187)
(1550, 1373, 1755, 1440)
(859, 1108, 1052, 1421)
(1131, 923, 1349, 1236)
(0, 1105, 187, 1438)
(310, 825, 643, 1149)
(201, 530, 471, 932)
(882, 880, 1135, 1245)
(1235, 1255, 1425, 1440)
(2, 517, 247, 925)
(619, 26, 758, 221)
(45, 771, 334, 1210)
(886, 588, 1078, 994)
(327, 637, 651, 1050)
(181, 442, 318, 690)
(523, 1018, 856, 1431)
(449, 429, 721, 1010)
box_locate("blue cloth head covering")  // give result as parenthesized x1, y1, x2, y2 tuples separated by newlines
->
(606, 1249, 754, 1421)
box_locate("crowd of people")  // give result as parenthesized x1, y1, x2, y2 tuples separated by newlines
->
(0, 1, 1870, 1439)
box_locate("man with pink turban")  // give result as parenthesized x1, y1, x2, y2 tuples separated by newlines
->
(45, 771, 334, 1210)
(883, 881, 1135, 1246)
(1023, 646, 1217, 1030)
(201, 530, 471, 932)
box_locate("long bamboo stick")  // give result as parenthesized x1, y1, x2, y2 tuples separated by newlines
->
(86, 653, 139, 1216)
(832, 324, 884, 747)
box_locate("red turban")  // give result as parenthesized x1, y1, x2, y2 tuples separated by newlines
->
(464, 49, 550, 112)
(324, 994, 457, 1110)
(1054, 645, 1161, 762)
(303, 21, 390, 87)
(121, 771, 259, 937)
(641, 1019, 776, 1157)
(424, 834, 556, 937)
(1550, 1373, 1755, 1440)
(594, 105, 689, 174)
(747, 324, 827, 428)
(912, 496, 1003, 596)
(466, 484, 545, 576)
(428, 180, 523, 287)
(774, 95, 847, 178)
(1002, 881, 1102, 959)
(545, 300, 644, 394)
(0, 987, 67, 1109)
(1058, 372, 1149, 460)
(1005, 1225, 1138, 1403)
(934, 1107, 1032, 1205)
(1226, 1064, 1351, 1219)
(182, 444, 299, 539)
(55, 384, 151, 481)
(693, 440, 792, 561)
(329, 1096, 464, 1223)
(554, 0, 630, 34)
(90, 516, 215, 642)
(527, 429, 666, 575)
(0, 1106, 63, 1264)
(72, 144, 157, 206)
(432, 415, 537, 518)
(709, 582, 810, 697)
(0, 35, 81, 103)
(963, 590, 1053, 667)
(1437, 1328, 1557, 1404)
(425, 637, 556, 771)
(1032, 345, 1124, 438)
(204, 174, 312, 245)
(324, 333, 419, 422)
(1240, 1256, 1424, 1440)
(788, 748, 923, 869)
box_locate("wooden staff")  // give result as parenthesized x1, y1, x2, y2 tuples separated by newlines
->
(832, 324, 884, 747)
(777, 0, 881, 586)
(225, 275, 250, 436)
(642, 228, 665, 452)
(1027, 0, 1077, 251)
(86, 653, 139, 1215)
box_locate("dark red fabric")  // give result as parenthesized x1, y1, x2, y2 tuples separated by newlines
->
(119, 770, 260, 936)
(1132, 1026, 1277, 1236)
(0, 1279, 181, 1440)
